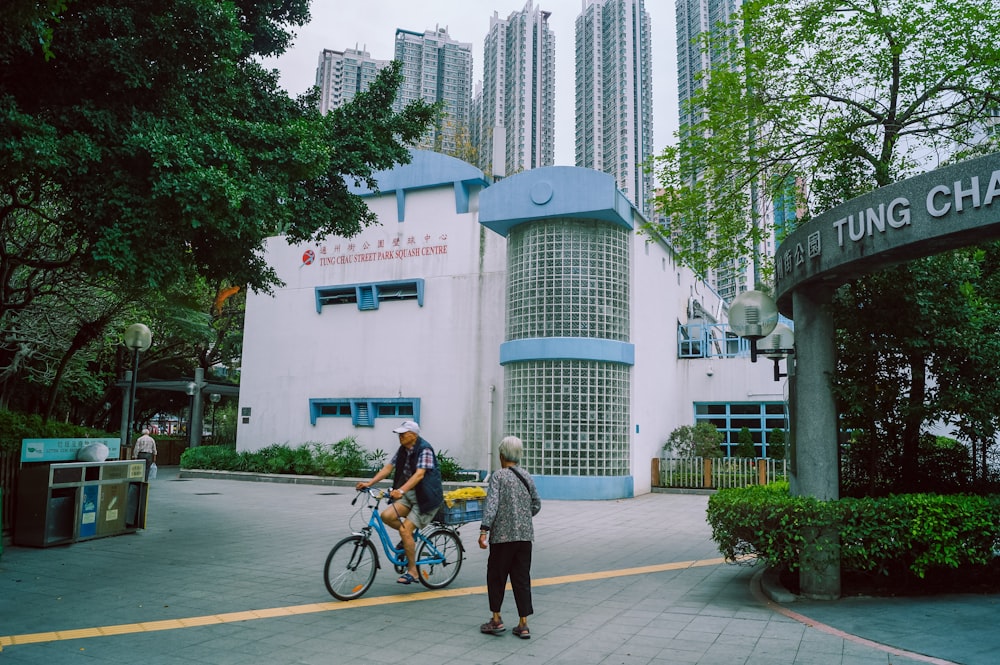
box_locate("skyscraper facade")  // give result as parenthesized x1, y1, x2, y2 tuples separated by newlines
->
(393, 27, 474, 156)
(315, 48, 389, 115)
(675, 0, 772, 301)
(479, 1, 556, 178)
(574, 0, 654, 218)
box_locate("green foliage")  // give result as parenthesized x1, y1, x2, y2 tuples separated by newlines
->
(734, 427, 757, 458)
(707, 484, 1000, 579)
(663, 422, 723, 458)
(179, 438, 464, 481)
(0, 1, 437, 424)
(767, 428, 786, 460)
(179, 444, 241, 471)
(436, 449, 463, 482)
(651, 0, 1000, 275)
(0, 409, 117, 453)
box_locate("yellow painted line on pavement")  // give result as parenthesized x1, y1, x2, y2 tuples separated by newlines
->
(0, 557, 724, 649)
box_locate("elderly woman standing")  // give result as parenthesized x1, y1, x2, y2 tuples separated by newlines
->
(478, 436, 542, 639)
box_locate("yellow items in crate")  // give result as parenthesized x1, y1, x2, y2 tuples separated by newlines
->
(443, 486, 486, 507)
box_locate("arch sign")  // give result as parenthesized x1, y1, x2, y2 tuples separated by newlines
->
(775, 152, 1000, 316)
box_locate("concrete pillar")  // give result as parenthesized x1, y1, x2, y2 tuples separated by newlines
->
(790, 286, 841, 599)
(190, 368, 205, 448)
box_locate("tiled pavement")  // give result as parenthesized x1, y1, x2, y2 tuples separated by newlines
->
(1, 466, 995, 664)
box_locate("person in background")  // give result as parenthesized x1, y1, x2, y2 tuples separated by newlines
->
(356, 420, 443, 585)
(478, 436, 541, 639)
(133, 428, 157, 480)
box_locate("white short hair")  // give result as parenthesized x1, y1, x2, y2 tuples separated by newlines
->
(498, 436, 523, 463)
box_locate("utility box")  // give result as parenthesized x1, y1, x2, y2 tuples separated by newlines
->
(15, 460, 148, 547)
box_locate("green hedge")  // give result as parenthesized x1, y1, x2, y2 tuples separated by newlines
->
(1, 409, 118, 453)
(707, 483, 1000, 578)
(181, 440, 466, 481)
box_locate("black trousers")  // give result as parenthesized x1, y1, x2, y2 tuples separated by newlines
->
(487, 540, 533, 617)
(136, 452, 154, 480)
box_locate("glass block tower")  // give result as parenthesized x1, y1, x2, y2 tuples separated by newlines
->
(481, 167, 637, 499)
(479, 1, 556, 178)
(315, 48, 390, 115)
(394, 26, 474, 156)
(574, 0, 654, 219)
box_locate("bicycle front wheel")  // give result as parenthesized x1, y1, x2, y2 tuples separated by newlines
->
(324, 535, 378, 600)
(417, 528, 463, 589)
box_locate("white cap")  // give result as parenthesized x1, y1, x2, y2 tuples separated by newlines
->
(392, 420, 420, 435)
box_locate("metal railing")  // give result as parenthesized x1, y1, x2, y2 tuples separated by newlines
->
(657, 456, 787, 489)
(677, 322, 751, 359)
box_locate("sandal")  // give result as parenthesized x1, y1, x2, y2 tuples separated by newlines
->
(480, 618, 506, 635)
(513, 625, 530, 639)
(396, 572, 417, 585)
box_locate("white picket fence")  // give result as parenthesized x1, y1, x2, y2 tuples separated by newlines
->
(657, 456, 787, 489)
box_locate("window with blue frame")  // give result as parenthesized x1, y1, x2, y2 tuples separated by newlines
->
(309, 398, 418, 426)
(315, 279, 424, 312)
(694, 402, 788, 458)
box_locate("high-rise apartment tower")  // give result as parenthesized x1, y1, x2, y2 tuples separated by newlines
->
(315, 48, 389, 115)
(478, 1, 556, 178)
(574, 0, 654, 218)
(393, 26, 474, 156)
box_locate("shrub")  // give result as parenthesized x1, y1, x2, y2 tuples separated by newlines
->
(436, 449, 463, 481)
(767, 428, 786, 460)
(179, 438, 468, 482)
(1, 409, 118, 453)
(663, 422, 723, 458)
(707, 484, 1000, 579)
(734, 427, 757, 458)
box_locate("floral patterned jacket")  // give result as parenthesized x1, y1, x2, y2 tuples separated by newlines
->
(480, 466, 541, 544)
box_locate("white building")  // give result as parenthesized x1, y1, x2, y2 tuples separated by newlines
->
(393, 27, 474, 156)
(237, 151, 784, 499)
(315, 47, 390, 115)
(478, 1, 556, 178)
(575, 0, 654, 219)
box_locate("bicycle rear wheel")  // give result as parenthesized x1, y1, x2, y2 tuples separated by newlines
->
(416, 528, 463, 589)
(324, 535, 378, 600)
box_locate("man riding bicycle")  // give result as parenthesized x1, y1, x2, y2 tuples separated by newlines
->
(356, 420, 444, 584)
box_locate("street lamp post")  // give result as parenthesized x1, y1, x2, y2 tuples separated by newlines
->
(123, 323, 153, 450)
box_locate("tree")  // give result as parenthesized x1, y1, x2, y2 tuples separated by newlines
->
(664, 422, 723, 458)
(651, 0, 1000, 492)
(652, 0, 1000, 278)
(0, 0, 438, 422)
(734, 427, 756, 458)
(767, 428, 786, 461)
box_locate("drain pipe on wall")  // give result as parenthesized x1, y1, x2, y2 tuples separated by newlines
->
(486, 384, 496, 481)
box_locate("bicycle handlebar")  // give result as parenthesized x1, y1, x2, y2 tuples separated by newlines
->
(352, 487, 387, 505)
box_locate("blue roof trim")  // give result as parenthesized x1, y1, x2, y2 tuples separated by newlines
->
(347, 150, 489, 222)
(479, 166, 640, 237)
(499, 338, 635, 365)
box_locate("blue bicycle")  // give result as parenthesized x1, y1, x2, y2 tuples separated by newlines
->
(324, 487, 465, 600)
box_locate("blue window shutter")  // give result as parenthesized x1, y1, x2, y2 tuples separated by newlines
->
(357, 286, 377, 311)
(354, 401, 373, 426)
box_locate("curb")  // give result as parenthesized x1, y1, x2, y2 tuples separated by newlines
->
(758, 565, 799, 604)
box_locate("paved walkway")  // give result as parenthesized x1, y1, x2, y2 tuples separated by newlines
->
(0, 466, 996, 664)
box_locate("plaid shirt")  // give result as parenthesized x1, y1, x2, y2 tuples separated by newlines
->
(134, 435, 157, 455)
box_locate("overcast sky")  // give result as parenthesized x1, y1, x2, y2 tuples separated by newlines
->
(263, 0, 678, 166)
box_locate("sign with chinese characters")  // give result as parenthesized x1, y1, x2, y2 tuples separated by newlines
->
(775, 152, 1000, 316)
(21, 438, 122, 463)
(299, 234, 449, 268)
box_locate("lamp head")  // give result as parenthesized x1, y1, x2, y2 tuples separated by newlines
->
(728, 290, 778, 340)
(123, 323, 152, 352)
(758, 322, 795, 359)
